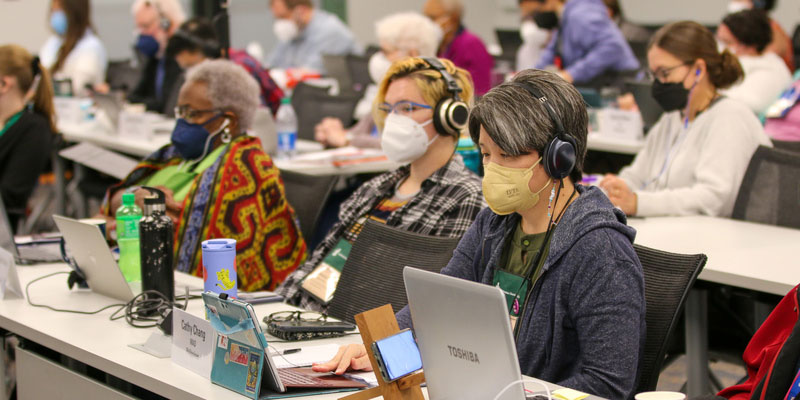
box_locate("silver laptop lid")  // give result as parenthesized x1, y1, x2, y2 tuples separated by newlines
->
(403, 266, 524, 400)
(0, 197, 19, 258)
(53, 215, 135, 302)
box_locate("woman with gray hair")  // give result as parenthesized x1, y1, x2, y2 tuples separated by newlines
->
(101, 59, 307, 291)
(314, 12, 442, 148)
(314, 70, 645, 400)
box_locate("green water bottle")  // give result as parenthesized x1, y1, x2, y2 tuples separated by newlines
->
(116, 193, 142, 282)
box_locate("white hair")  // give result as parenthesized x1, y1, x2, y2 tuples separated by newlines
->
(184, 60, 261, 130)
(131, 0, 187, 28)
(375, 12, 443, 57)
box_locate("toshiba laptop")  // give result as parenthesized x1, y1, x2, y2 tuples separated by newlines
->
(53, 215, 136, 302)
(0, 198, 62, 264)
(403, 267, 525, 400)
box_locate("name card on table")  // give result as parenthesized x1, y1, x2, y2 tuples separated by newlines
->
(171, 307, 215, 378)
(597, 108, 644, 141)
(0, 248, 23, 300)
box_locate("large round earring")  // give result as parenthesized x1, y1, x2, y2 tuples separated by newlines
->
(221, 126, 231, 143)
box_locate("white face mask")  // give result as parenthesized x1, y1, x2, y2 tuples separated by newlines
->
(368, 52, 393, 84)
(727, 1, 751, 13)
(381, 113, 437, 164)
(273, 19, 299, 42)
(520, 20, 550, 47)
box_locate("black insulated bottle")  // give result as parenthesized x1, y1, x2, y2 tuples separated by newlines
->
(139, 186, 174, 304)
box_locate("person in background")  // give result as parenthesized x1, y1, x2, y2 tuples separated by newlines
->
(314, 12, 442, 149)
(600, 21, 772, 217)
(128, 0, 186, 116)
(423, 0, 493, 96)
(277, 58, 484, 312)
(727, 0, 795, 71)
(101, 60, 306, 291)
(694, 284, 800, 400)
(602, 0, 651, 43)
(763, 70, 800, 141)
(516, 0, 555, 71)
(717, 9, 792, 115)
(165, 18, 284, 116)
(0, 46, 56, 231)
(531, 0, 640, 87)
(267, 0, 361, 73)
(313, 70, 645, 400)
(39, 0, 107, 97)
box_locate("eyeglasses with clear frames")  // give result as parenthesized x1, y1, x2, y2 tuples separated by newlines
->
(174, 105, 224, 121)
(376, 100, 432, 117)
(646, 62, 691, 83)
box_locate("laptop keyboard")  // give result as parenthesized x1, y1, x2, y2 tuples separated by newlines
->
(277, 368, 335, 387)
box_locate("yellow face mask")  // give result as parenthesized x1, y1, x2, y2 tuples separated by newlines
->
(482, 157, 550, 215)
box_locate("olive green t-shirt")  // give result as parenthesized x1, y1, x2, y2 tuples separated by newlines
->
(492, 222, 550, 317)
(140, 144, 227, 202)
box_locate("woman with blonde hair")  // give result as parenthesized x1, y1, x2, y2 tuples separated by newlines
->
(277, 57, 484, 312)
(0, 45, 56, 230)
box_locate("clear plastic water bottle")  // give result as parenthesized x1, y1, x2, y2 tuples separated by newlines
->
(116, 193, 142, 282)
(276, 97, 297, 159)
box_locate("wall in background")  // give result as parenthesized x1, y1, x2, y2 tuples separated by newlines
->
(1, 0, 798, 65)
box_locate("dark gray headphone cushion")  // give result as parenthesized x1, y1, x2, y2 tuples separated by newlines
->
(543, 135, 577, 179)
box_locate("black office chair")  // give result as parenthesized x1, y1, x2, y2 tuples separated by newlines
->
(732, 145, 800, 229)
(345, 53, 374, 93)
(327, 219, 461, 323)
(771, 139, 800, 154)
(279, 170, 338, 247)
(634, 244, 707, 393)
(290, 82, 362, 142)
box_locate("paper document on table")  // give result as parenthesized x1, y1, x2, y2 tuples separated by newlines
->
(269, 344, 340, 368)
(59, 142, 138, 180)
(282, 147, 387, 165)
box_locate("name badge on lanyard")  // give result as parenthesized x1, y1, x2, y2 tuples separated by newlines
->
(492, 269, 530, 331)
(300, 239, 352, 304)
(787, 368, 800, 400)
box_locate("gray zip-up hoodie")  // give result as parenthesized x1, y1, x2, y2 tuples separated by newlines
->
(397, 185, 645, 399)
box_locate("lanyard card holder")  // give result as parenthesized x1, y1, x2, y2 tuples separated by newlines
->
(203, 292, 277, 399)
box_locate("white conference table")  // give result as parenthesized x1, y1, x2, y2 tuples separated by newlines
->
(4, 264, 603, 400)
(628, 216, 800, 397)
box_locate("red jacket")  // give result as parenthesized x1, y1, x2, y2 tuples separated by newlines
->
(718, 285, 800, 400)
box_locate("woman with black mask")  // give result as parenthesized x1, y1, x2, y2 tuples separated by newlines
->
(600, 21, 771, 218)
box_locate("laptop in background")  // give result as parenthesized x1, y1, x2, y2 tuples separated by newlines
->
(0, 197, 62, 264)
(403, 267, 526, 400)
(624, 80, 664, 132)
(53, 215, 136, 302)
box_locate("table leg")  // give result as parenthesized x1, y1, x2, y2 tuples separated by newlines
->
(53, 152, 66, 216)
(685, 288, 711, 397)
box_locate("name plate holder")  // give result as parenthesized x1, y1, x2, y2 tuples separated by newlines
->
(339, 304, 425, 400)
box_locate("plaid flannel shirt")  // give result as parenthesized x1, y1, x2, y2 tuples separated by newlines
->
(275, 154, 485, 311)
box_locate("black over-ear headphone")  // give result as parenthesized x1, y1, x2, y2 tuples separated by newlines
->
(421, 57, 469, 137)
(511, 81, 577, 180)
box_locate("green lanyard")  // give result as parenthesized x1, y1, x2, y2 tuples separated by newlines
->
(0, 110, 23, 138)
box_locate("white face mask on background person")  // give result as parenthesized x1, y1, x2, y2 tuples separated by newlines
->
(380, 113, 437, 164)
(273, 19, 299, 42)
(520, 20, 550, 47)
(368, 52, 393, 84)
(727, 1, 751, 13)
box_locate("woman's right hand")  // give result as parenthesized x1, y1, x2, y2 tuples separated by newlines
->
(311, 343, 373, 375)
(314, 118, 348, 148)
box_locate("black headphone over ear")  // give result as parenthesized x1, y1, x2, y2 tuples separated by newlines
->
(511, 81, 576, 180)
(421, 57, 469, 137)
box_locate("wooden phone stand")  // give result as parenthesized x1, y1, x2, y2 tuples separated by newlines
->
(339, 304, 425, 400)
